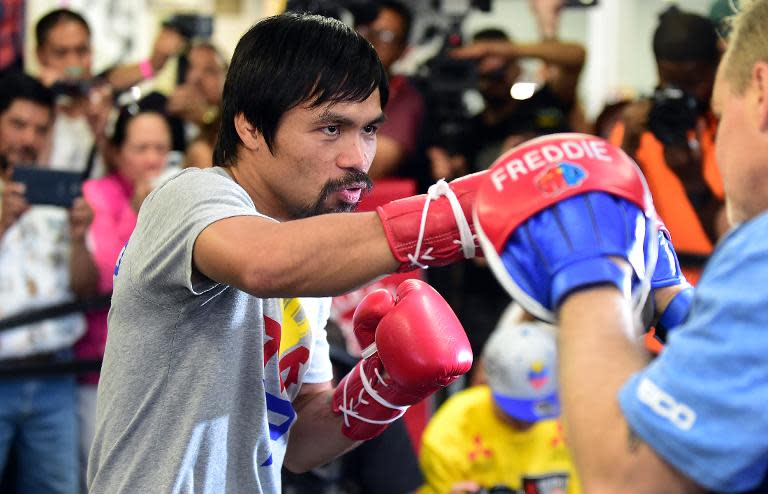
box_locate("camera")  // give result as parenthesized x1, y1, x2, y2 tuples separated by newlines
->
(415, 0, 492, 152)
(49, 78, 98, 98)
(48, 65, 104, 98)
(163, 14, 214, 40)
(648, 85, 701, 146)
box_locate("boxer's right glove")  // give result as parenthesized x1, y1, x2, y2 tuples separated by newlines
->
(473, 133, 659, 323)
(332, 279, 473, 441)
(376, 171, 486, 272)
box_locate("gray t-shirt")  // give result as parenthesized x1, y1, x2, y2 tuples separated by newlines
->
(88, 167, 333, 493)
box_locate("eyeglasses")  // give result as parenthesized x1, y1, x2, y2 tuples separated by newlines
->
(358, 27, 404, 46)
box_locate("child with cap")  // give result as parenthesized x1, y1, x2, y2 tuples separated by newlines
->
(418, 310, 580, 494)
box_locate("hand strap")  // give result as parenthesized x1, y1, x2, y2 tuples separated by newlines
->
(335, 358, 409, 429)
(552, 257, 632, 309)
(655, 286, 694, 342)
(408, 179, 476, 269)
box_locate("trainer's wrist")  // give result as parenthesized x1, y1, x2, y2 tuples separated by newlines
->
(552, 257, 633, 310)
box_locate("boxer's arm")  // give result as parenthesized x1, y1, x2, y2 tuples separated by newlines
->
(195, 171, 482, 297)
(558, 287, 704, 494)
(283, 381, 361, 473)
(194, 211, 399, 298)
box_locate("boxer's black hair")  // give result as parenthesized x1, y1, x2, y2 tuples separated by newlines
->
(213, 13, 388, 165)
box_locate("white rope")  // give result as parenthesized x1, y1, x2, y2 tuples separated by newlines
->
(361, 342, 377, 359)
(338, 356, 409, 427)
(406, 179, 476, 269)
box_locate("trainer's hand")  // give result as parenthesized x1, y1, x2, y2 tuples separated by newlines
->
(332, 279, 473, 440)
(474, 133, 658, 322)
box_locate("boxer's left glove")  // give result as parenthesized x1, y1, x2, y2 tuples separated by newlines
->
(474, 133, 659, 322)
(332, 279, 473, 441)
(377, 171, 486, 272)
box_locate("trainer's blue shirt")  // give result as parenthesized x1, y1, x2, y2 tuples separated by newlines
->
(620, 211, 768, 493)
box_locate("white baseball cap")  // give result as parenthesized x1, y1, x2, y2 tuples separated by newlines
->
(483, 319, 559, 422)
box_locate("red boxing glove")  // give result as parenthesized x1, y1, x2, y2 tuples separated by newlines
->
(377, 171, 486, 272)
(332, 279, 473, 441)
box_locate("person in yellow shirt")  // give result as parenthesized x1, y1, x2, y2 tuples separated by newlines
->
(419, 316, 580, 494)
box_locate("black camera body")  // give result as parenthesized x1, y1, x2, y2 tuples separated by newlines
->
(648, 85, 700, 146)
(416, 1, 492, 152)
(49, 79, 93, 98)
(418, 29, 477, 152)
(163, 14, 214, 40)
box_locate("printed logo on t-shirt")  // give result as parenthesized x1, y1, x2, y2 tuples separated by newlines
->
(466, 434, 493, 463)
(637, 377, 697, 430)
(114, 242, 128, 276)
(260, 298, 313, 467)
(522, 472, 569, 494)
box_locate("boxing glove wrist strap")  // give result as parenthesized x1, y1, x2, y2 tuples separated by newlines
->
(409, 179, 476, 270)
(336, 360, 409, 430)
(656, 286, 694, 340)
(552, 257, 632, 308)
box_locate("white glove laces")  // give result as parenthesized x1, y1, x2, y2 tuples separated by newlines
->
(408, 179, 476, 269)
(338, 345, 409, 427)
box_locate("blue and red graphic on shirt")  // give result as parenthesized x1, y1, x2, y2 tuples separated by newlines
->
(535, 162, 587, 196)
(260, 298, 312, 467)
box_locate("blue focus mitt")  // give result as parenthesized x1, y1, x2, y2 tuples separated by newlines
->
(473, 133, 659, 323)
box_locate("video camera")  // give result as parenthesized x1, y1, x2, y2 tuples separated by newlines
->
(48, 65, 105, 99)
(163, 14, 214, 40)
(49, 79, 97, 98)
(416, 0, 491, 153)
(648, 85, 702, 147)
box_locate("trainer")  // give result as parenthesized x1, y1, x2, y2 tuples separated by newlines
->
(473, 1, 768, 491)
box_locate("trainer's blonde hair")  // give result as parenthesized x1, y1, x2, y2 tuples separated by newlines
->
(723, 0, 768, 93)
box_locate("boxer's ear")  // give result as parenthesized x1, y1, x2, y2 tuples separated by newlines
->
(753, 61, 768, 132)
(234, 113, 262, 152)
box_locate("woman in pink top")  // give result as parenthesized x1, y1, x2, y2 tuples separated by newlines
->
(76, 107, 172, 482)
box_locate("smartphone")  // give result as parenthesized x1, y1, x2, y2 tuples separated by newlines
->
(10, 166, 83, 208)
